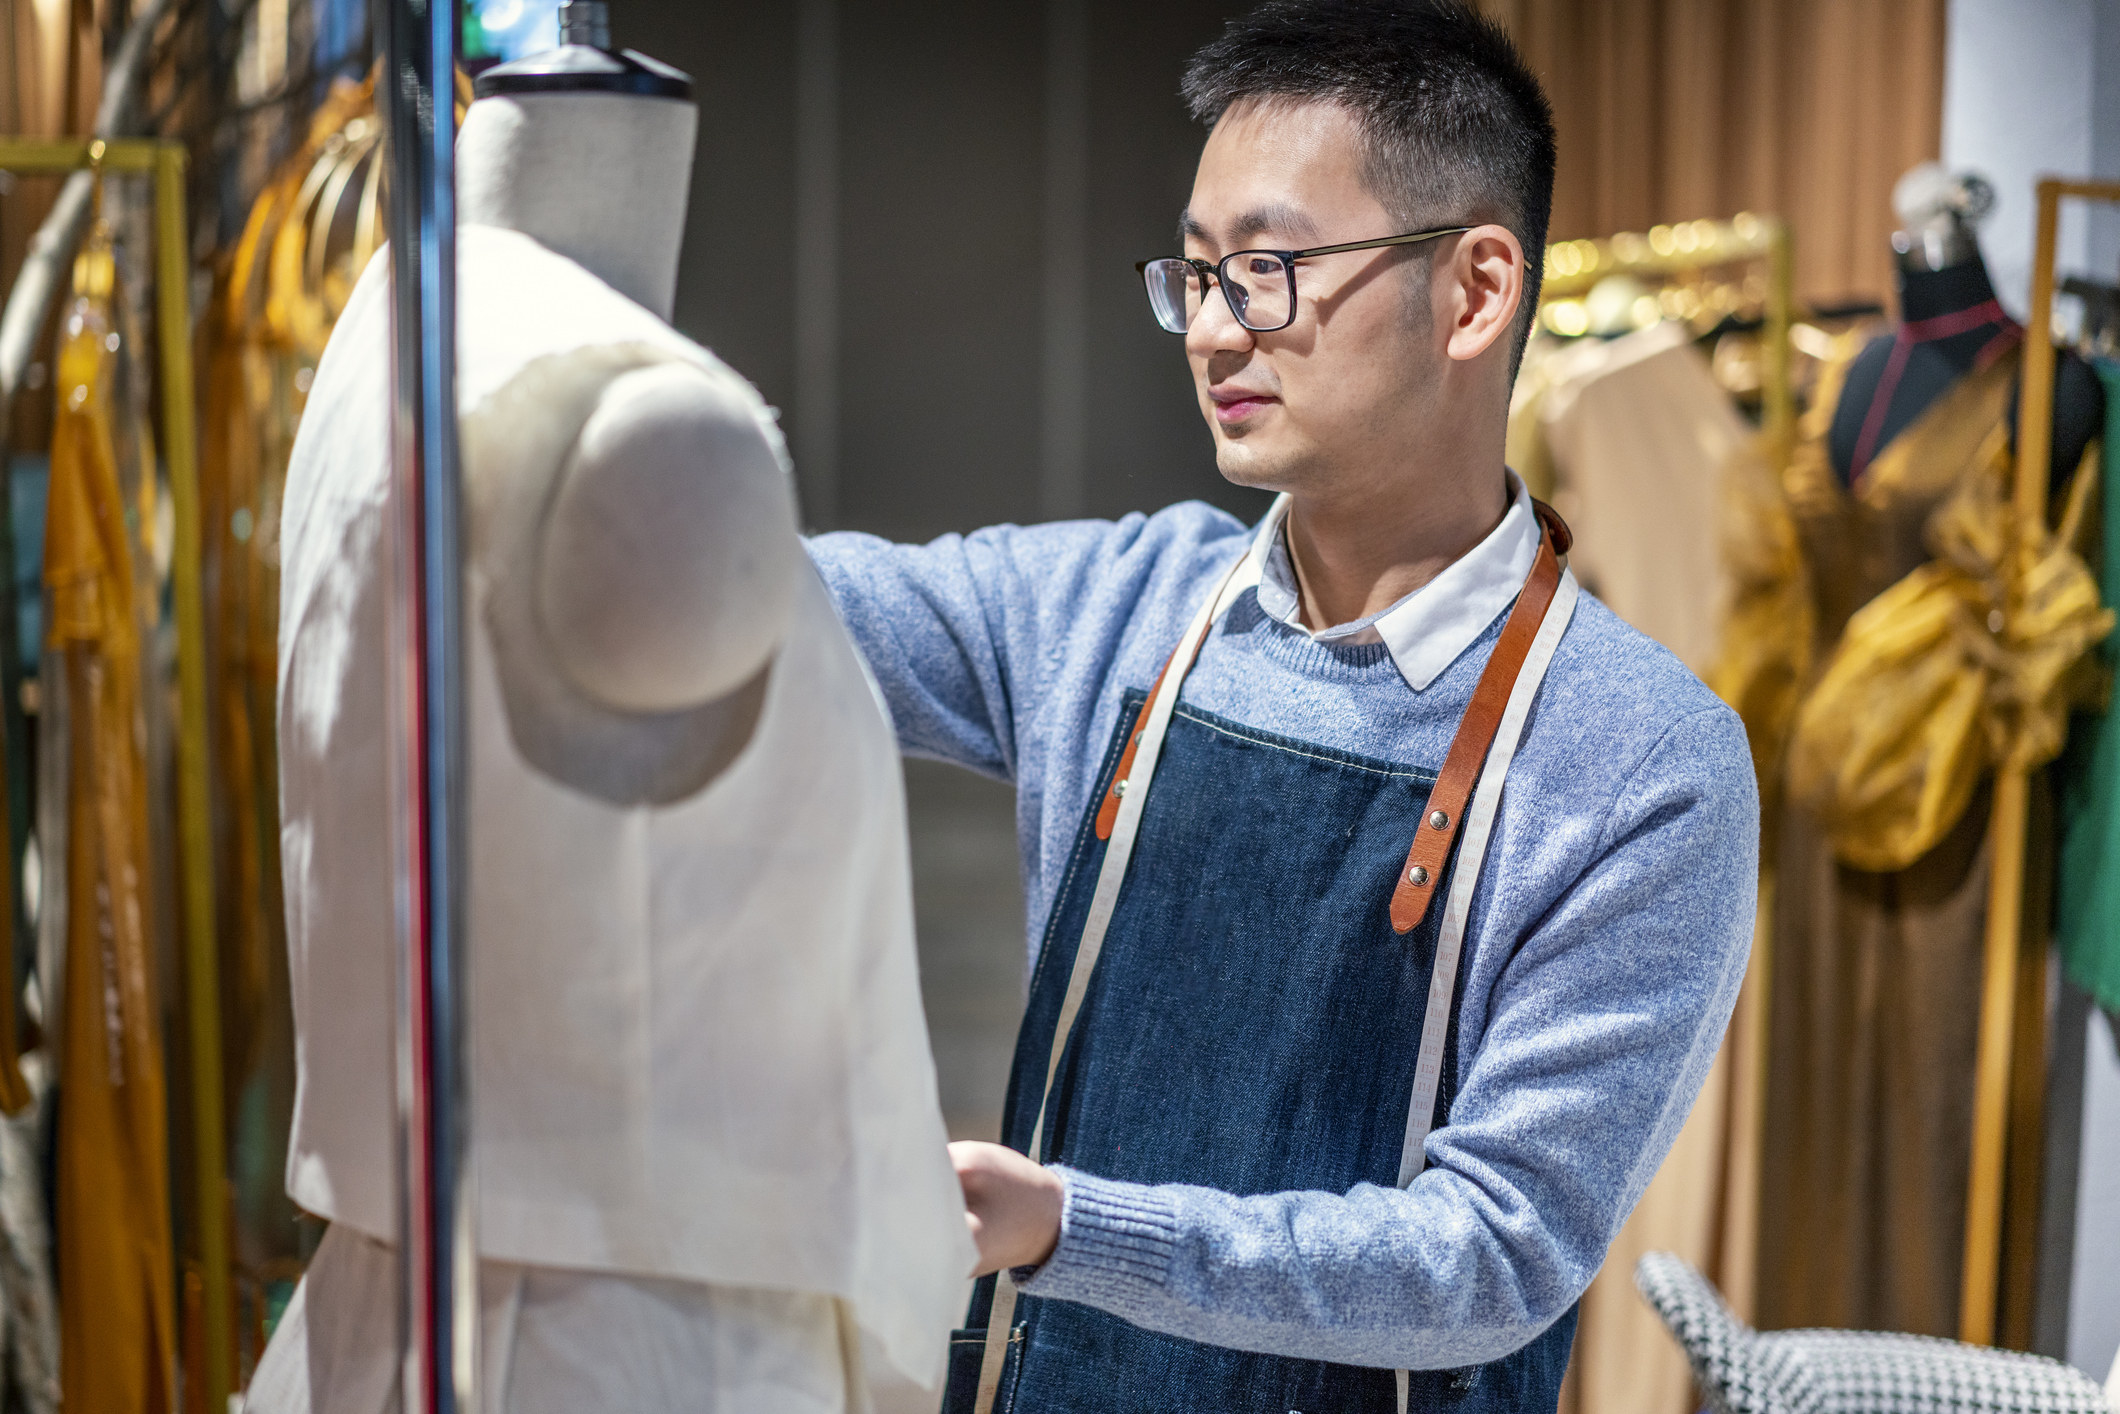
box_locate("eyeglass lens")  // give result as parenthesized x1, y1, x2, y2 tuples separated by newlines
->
(1142, 253, 1293, 333)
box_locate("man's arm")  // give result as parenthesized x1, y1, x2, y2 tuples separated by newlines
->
(807, 527, 1042, 778)
(807, 505, 1240, 779)
(964, 702, 1758, 1370)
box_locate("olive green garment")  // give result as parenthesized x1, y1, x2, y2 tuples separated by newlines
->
(2057, 358, 2120, 1012)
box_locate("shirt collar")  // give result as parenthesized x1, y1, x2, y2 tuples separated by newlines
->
(1247, 474, 1541, 692)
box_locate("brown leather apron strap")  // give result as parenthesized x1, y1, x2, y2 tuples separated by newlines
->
(1389, 501, 1570, 934)
(1098, 504, 1573, 882)
(1095, 656, 1174, 841)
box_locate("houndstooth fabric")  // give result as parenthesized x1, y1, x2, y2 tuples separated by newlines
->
(1635, 1252, 2113, 1414)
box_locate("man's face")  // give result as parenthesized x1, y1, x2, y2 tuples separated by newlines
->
(1182, 100, 1447, 496)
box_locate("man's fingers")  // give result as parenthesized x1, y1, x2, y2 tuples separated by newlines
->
(962, 1211, 988, 1277)
(947, 1139, 1063, 1275)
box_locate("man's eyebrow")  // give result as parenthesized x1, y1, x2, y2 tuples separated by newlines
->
(1177, 203, 1322, 248)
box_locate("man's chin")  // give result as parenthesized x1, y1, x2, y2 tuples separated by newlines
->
(1213, 437, 1301, 493)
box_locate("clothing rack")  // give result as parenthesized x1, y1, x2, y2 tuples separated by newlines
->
(1537, 212, 1797, 463)
(1961, 175, 2120, 1348)
(0, 135, 227, 1413)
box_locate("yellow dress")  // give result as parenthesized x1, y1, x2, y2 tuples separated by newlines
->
(49, 224, 177, 1414)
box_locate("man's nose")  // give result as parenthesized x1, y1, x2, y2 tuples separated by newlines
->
(1186, 274, 1255, 359)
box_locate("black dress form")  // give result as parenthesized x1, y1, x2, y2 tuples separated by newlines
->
(1827, 251, 2104, 490)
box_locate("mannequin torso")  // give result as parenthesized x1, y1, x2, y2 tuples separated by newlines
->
(457, 89, 800, 797)
(1827, 251, 2104, 490)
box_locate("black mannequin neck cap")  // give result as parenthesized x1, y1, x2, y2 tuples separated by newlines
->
(473, 43, 692, 101)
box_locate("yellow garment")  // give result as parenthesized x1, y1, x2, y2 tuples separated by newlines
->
(1788, 433, 2109, 870)
(190, 80, 385, 1391)
(201, 73, 375, 1129)
(1714, 341, 2033, 792)
(1709, 430, 1819, 812)
(50, 225, 177, 1414)
(1729, 339, 2099, 1337)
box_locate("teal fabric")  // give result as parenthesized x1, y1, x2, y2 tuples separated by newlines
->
(2056, 357, 2120, 1012)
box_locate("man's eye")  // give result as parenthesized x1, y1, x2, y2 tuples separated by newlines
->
(1247, 257, 1281, 276)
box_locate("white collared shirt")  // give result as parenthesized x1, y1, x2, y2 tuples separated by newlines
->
(1247, 474, 1541, 691)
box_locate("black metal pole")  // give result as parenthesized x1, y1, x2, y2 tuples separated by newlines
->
(378, 0, 474, 1410)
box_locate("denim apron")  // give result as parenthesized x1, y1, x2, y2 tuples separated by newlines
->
(946, 497, 1581, 1414)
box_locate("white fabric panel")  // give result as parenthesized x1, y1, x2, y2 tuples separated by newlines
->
(248, 1224, 865, 1414)
(277, 225, 972, 1389)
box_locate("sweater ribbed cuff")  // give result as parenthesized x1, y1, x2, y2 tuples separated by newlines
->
(1015, 1167, 1178, 1308)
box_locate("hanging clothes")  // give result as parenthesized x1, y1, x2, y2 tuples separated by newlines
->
(1519, 319, 1761, 1414)
(47, 219, 178, 1414)
(1539, 319, 1753, 677)
(0, 389, 43, 1414)
(1503, 330, 1565, 502)
(197, 80, 379, 1339)
(1721, 341, 2108, 1336)
(2057, 360, 2120, 1014)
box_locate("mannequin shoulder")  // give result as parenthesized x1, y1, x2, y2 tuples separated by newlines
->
(536, 361, 803, 713)
(566, 359, 790, 491)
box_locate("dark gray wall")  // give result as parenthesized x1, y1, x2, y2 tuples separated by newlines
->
(613, 0, 1271, 543)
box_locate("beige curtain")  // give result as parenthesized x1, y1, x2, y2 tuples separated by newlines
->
(1477, 0, 1946, 309)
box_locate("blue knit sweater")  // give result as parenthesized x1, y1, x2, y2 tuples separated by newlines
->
(808, 500, 1758, 1371)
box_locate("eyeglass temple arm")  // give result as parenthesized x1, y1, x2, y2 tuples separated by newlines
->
(1290, 226, 1473, 261)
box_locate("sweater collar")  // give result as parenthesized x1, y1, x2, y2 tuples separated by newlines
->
(1246, 473, 1539, 692)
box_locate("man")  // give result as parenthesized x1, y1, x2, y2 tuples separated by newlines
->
(809, 3, 1757, 1410)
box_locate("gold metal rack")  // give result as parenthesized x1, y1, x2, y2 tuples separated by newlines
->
(0, 135, 228, 1413)
(1960, 175, 2120, 1349)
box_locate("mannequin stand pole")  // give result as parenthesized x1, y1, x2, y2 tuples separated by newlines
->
(379, 4, 476, 1410)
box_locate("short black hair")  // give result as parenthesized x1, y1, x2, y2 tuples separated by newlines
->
(1182, 0, 1556, 369)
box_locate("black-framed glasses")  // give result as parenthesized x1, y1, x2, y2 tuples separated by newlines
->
(1136, 225, 1472, 334)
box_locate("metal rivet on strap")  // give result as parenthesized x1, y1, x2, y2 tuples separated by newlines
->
(1408, 865, 1430, 886)
(1113, 778, 1129, 796)
(1430, 810, 1449, 830)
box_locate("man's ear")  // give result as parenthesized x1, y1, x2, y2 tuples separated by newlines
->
(1442, 224, 1525, 364)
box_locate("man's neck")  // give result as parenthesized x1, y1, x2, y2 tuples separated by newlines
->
(1282, 469, 1511, 631)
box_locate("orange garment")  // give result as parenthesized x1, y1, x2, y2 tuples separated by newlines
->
(192, 90, 384, 1384)
(49, 225, 177, 1414)
(200, 71, 376, 1136)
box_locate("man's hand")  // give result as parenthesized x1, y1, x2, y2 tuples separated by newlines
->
(951, 1141, 1064, 1277)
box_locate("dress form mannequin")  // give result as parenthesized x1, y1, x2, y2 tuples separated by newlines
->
(250, 7, 973, 1410)
(1828, 165, 2104, 489)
